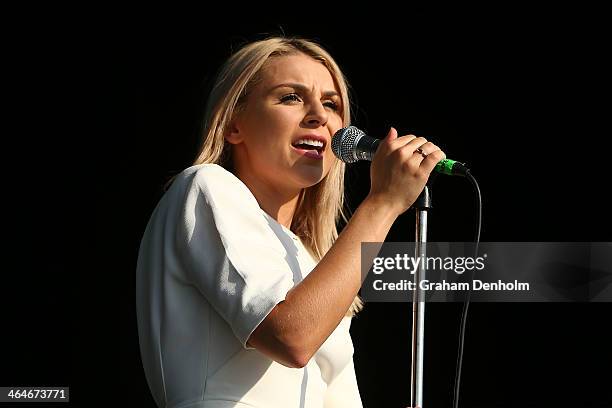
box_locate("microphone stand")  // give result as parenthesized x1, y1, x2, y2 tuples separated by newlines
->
(409, 185, 432, 408)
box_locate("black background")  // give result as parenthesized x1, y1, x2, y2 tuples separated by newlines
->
(2, 5, 611, 408)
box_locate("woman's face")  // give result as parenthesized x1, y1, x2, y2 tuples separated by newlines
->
(227, 53, 343, 194)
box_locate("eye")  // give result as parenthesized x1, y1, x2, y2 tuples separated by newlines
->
(280, 93, 302, 103)
(323, 100, 339, 111)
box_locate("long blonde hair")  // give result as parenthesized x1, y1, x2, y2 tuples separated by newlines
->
(192, 37, 363, 316)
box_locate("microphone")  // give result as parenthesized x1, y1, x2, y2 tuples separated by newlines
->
(331, 126, 469, 176)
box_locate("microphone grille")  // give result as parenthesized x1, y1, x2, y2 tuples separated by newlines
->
(331, 126, 364, 163)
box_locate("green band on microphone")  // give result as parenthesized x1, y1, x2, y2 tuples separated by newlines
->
(435, 159, 456, 175)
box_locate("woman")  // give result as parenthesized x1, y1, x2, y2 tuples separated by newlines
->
(136, 36, 444, 408)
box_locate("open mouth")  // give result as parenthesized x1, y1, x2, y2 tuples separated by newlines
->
(291, 139, 325, 155)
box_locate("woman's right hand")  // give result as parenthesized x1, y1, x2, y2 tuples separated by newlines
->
(367, 127, 446, 217)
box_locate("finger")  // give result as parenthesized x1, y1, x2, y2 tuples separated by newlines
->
(378, 127, 399, 155)
(396, 136, 429, 156)
(416, 141, 446, 159)
(371, 127, 397, 159)
(419, 149, 447, 174)
(384, 127, 398, 143)
(399, 138, 442, 170)
(388, 134, 417, 150)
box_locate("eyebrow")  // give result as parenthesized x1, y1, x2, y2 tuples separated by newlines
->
(270, 82, 340, 98)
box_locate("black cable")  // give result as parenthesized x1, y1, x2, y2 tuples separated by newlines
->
(452, 171, 482, 408)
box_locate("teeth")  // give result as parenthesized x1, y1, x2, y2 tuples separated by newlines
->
(294, 139, 324, 147)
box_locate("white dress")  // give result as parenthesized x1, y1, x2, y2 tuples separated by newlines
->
(136, 163, 363, 408)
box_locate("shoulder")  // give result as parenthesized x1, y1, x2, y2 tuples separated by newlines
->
(172, 163, 260, 213)
(171, 164, 247, 196)
(173, 163, 233, 188)
(190, 163, 233, 180)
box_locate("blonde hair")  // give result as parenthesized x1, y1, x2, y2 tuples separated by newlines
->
(192, 36, 363, 316)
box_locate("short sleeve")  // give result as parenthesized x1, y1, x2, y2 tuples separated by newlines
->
(175, 165, 295, 349)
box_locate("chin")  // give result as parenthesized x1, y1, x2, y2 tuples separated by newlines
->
(292, 165, 328, 188)
(295, 172, 325, 188)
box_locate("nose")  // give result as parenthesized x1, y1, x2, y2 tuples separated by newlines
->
(303, 101, 328, 128)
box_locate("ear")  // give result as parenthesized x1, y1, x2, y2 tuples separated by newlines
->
(225, 119, 243, 145)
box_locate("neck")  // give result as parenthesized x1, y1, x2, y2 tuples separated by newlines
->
(234, 168, 301, 230)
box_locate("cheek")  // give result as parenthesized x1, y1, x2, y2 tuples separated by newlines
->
(257, 109, 298, 140)
(243, 115, 286, 147)
(324, 154, 336, 175)
(329, 116, 343, 135)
